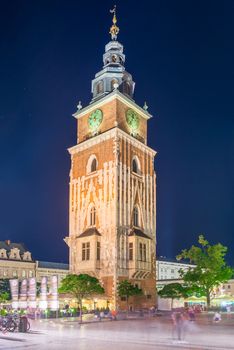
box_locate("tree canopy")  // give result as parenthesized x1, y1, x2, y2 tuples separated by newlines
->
(177, 235, 233, 307)
(117, 280, 142, 312)
(158, 283, 190, 300)
(158, 282, 192, 309)
(59, 274, 105, 322)
(0, 279, 10, 302)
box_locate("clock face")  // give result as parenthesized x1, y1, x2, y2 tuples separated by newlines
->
(126, 109, 139, 131)
(88, 109, 103, 131)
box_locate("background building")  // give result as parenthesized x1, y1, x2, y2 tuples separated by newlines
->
(35, 261, 69, 285)
(156, 256, 234, 309)
(65, 10, 157, 310)
(156, 256, 195, 281)
(0, 240, 35, 279)
(0, 240, 69, 285)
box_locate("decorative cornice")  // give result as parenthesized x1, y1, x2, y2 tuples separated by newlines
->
(68, 127, 156, 157)
(73, 90, 152, 120)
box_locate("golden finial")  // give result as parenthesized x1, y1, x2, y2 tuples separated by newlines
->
(109, 5, 119, 40)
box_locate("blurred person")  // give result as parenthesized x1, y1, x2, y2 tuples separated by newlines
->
(213, 311, 222, 323)
(188, 307, 196, 321)
(111, 309, 117, 320)
(171, 311, 186, 340)
(226, 305, 231, 319)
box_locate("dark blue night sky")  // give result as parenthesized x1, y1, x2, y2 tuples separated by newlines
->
(0, 0, 233, 264)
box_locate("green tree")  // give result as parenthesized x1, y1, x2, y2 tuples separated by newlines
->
(177, 235, 233, 308)
(58, 274, 104, 322)
(158, 283, 191, 309)
(0, 279, 10, 303)
(117, 280, 142, 314)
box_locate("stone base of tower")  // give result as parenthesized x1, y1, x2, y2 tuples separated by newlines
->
(116, 275, 157, 311)
(100, 275, 117, 309)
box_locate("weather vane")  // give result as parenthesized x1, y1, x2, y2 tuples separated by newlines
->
(109, 5, 119, 40)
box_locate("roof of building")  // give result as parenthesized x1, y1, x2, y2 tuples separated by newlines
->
(0, 240, 29, 254)
(37, 261, 69, 270)
(129, 228, 151, 239)
(157, 256, 195, 266)
(78, 227, 101, 238)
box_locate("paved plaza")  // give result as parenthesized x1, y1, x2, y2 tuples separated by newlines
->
(0, 314, 234, 350)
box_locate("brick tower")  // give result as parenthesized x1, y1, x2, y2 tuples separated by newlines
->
(65, 8, 157, 310)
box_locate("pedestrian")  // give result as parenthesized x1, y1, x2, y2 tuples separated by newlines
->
(171, 311, 185, 340)
(188, 307, 195, 321)
(213, 311, 222, 323)
(111, 309, 117, 320)
(226, 305, 231, 319)
(99, 311, 104, 321)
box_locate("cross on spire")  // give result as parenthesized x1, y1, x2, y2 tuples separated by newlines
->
(109, 5, 119, 40)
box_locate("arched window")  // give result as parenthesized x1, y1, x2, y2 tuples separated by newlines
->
(123, 81, 131, 95)
(132, 159, 138, 173)
(90, 206, 96, 226)
(132, 156, 141, 174)
(96, 81, 104, 95)
(87, 155, 98, 174)
(111, 79, 118, 90)
(133, 206, 139, 227)
(112, 55, 117, 63)
(91, 158, 97, 172)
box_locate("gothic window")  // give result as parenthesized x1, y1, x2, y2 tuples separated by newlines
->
(97, 242, 100, 261)
(91, 158, 97, 172)
(96, 81, 104, 94)
(90, 206, 96, 226)
(82, 242, 90, 261)
(87, 155, 98, 174)
(133, 206, 139, 227)
(132, 159, 138, 173)
(129, 242, 133, 261)
(132, 156, 141, 174)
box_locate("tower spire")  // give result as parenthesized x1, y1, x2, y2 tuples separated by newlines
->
(109, 5, 119, 40)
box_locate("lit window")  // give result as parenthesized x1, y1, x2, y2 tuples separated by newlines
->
(129, 242, 133, 261)
(13, 271, 17, 277)
(29, 271, 33, 277)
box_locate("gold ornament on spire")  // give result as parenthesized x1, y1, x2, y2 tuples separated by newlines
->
(109, 5, 119, 40)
